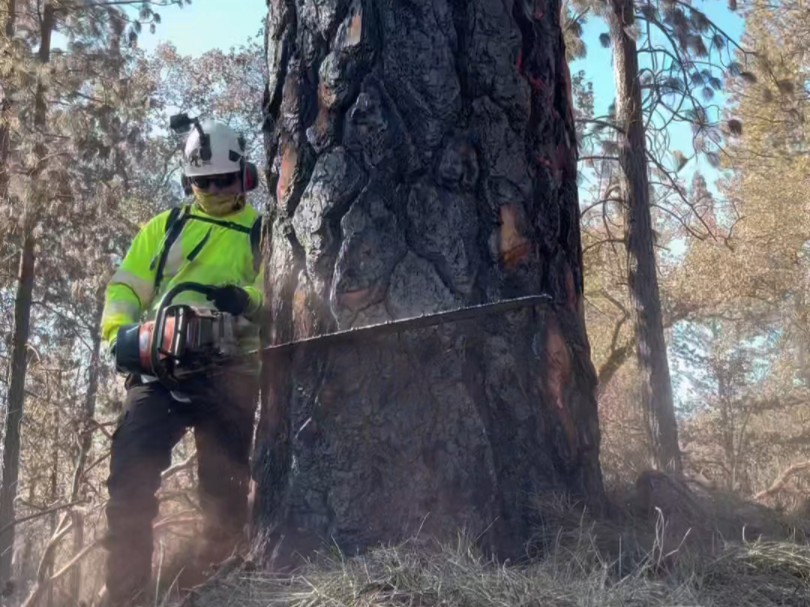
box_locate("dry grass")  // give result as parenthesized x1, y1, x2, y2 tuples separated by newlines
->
(183, 527, 810, 607)
(173, 479, 810, 607)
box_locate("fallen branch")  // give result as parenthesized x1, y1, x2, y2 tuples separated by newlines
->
(49, 540, 100, 583)
(21, 518, 75, 607)
(153, 514, 201, 531)
(179, 556, 244, 607)
(81, 448, 112, 479)
(39, 513, 201, 600)
(87, 419, 118, 440)
(162, 452, 198, 482)
(755, 461, 810, 501)
(0, 501, 80, 535)
(158, 489, 200, 512)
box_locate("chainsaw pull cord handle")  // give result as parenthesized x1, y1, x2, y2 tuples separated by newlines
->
(151, 282, 218, 388)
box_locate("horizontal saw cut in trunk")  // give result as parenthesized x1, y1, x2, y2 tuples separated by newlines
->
(255, 0, 605, 563)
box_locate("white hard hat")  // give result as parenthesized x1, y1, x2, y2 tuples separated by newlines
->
(183, 120, 245, 177)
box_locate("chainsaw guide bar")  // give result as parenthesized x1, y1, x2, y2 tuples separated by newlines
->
(254, 293, 553, 358)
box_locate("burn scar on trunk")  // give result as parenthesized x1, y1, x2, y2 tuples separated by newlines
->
(499, 204, 531, 269)
(545, 317, 578, 455)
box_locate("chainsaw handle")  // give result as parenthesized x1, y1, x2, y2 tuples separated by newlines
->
(157, 282, 218, 308)
(151, 282, 217, 388)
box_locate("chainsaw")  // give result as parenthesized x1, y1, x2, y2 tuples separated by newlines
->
(114, 282, 242, 388)
(115, 281, 552, 389)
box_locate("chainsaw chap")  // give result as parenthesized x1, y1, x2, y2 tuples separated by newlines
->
(99, 117, 263, 606)
(103, 373, 258, 604)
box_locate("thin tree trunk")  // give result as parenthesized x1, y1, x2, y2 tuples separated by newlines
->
(608, 0, 682, 475)
(68, 301, 103, 603)
(255, 0, 604, 564)
(46, 388, 60, 607)
(795, 289, 810, 386)
(0, 229, 36, 583)
(0, 3, 54, 584)
(0, 0, 16, 198)
(18, 482, 36, 583)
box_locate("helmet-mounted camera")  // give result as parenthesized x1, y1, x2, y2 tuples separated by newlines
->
(170, 113, 211, 162)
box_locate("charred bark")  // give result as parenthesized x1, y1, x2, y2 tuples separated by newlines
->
(608, 0, 682, 475)
(255, 0, 604, 563)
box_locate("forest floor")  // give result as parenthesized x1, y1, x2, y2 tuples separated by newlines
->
(174, 482, 810, 607)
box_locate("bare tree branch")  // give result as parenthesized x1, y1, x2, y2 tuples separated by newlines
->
(0, 501, 80, 535)
(755, 461, 810, 501)
(162, 452, 197, 482)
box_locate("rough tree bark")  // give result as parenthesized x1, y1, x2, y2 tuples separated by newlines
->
(608, 0, 682, 475)
(0, 3, 53, 583)
(254, 0, 605, 562)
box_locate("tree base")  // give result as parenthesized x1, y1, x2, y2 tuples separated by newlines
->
(254, 302, 604, 565)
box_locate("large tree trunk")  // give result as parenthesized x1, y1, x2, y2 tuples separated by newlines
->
(254, 0, 604, 563)
(608, 0, 682, 475)
(0, 3, 53, 584)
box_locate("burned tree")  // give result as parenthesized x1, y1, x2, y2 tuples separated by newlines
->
(254, 0, 604, 562)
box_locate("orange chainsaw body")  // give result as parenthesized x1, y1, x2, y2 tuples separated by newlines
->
(136, 318, 175, 374)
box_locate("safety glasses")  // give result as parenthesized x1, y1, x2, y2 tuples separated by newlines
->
(190, 173, 239, 189)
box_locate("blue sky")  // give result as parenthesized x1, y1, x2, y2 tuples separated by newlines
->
(572, 2, 745, 114)
(134, 1, 266, 55)
(572, 1, 745, 185)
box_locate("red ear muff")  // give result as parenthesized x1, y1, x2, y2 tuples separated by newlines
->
(181, 175, 192, 196)
(243, 162, 259, 192)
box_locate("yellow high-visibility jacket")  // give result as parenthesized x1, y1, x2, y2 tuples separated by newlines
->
(101, 202, 264, 353)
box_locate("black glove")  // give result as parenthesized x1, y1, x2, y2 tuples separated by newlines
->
(207, 285, 250, 316)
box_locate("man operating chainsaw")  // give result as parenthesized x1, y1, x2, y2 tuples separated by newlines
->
(98, 116, 263, 606)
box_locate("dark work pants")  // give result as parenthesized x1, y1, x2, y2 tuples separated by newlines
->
(103, 372, 258, 604)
